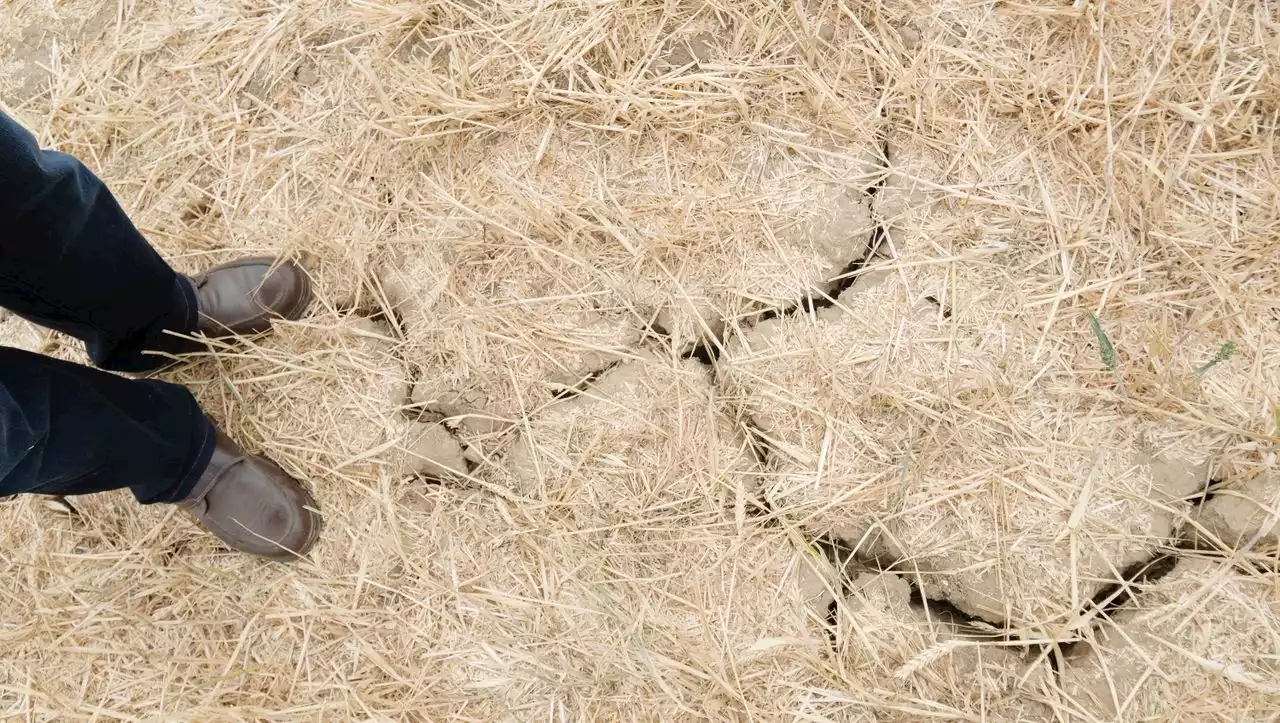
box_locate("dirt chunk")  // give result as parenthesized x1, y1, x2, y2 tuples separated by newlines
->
(1062, 557, 1280, 720)
(392, 422, 468, 480)
(817, 571, 1055, 720)
(722, 271, 1206, 628)
(1193, 471, 1280, 551)
(505, 354, 755, 524)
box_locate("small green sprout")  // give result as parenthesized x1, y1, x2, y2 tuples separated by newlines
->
(1194, 341, 1237, 377)
(1088, 313, 1117, 370)
(1087, 312, 1126, 394)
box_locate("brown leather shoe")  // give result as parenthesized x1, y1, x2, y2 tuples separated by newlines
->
(178, 430, 321, 560)
(191, 257, 312, 337)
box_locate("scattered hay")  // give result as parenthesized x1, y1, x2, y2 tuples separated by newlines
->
(379, 489, 831, 719)
(876, 0, 1279, 463)
(0, 0, 114, 105)
(722, 271, 1207, 629)
(164, 313, 429, 485)
(2, 0, 1278, 718)
(1061, 556, 1280, 720)
(0, 310, 42, 353)
(505, 354, 754, 524)
(353, 0, 883, 346)
(812, 570, 1056, 721)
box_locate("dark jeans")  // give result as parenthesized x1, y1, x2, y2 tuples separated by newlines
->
(1, 112, 214, 504)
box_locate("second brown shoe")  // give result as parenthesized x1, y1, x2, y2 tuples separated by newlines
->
(191, 256, 312, 338)
(178, 430, 321, 560)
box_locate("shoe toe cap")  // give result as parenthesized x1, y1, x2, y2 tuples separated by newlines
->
(197, 456, 321, 560)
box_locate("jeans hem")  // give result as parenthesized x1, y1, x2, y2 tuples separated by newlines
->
(98, 275, 203, 374)
(133, 398, 215, 505)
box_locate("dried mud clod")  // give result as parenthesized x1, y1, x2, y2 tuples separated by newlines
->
(391, 421, 468, 481)
(167, 313, 467, 487)
(817, 568, 1057, 719)
(376, 231, 643, 438)
(1192, 470, 1280, 554)
(1061, 556, 1280, 720)
(721, 267, 1212, 629)
(504, 354, 758, 526)
(3, 0, 1279, 718)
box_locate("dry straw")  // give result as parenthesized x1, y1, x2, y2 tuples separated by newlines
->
(1, 0, 1277, 719)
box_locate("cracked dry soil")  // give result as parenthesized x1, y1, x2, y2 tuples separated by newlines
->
(2, 0, 1279, 719)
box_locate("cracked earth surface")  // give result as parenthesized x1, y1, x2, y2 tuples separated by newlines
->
(2, 0, 1278, 719)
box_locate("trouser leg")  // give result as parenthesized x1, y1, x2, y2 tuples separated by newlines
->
(0, 112, 213, 502)
(0, 111, 198, 373)
(0, 346, 214, 503)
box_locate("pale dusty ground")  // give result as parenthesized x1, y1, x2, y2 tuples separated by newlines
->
(1, 0, 1279, 721)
